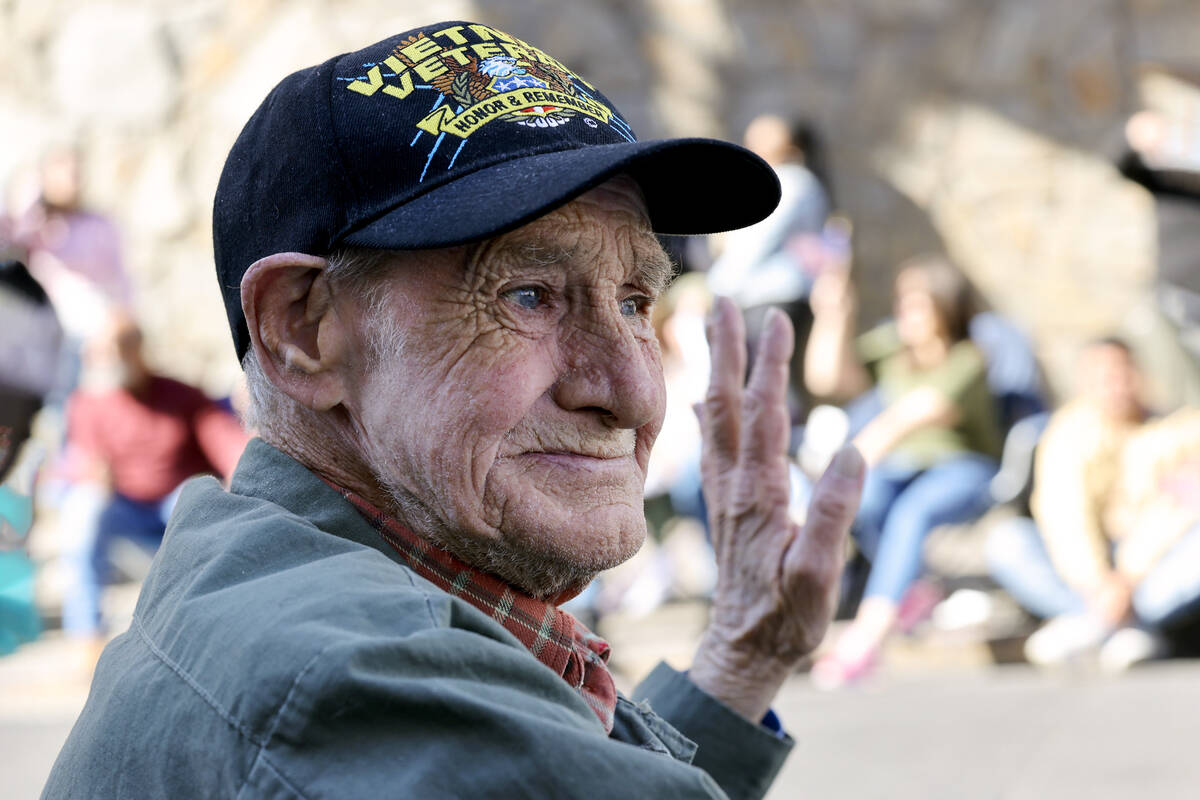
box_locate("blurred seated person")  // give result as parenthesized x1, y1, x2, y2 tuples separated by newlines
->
(987, 339, 1200, 670)
(804, 254, 1001, 686)
(61, 310, 248, 649)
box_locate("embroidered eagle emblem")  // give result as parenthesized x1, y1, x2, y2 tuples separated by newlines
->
(392, 33, 579, 127)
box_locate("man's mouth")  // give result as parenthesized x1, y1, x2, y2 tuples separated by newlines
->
(506, 433, 639, 476)
(523, 447, 633, 460)
(506, 430, 637, 462)
(516, 450, 636, 477)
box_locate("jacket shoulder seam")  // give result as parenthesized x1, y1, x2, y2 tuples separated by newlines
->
(132, 614, 264, 747)
(237, 747, 313, 800)
(238, 567, 444, 797)
(260, 639, 343, 745)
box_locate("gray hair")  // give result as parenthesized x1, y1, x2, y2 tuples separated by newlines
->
(240, 247, 405, 441)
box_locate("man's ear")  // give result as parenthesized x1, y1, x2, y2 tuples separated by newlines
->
(241, 252, 350, 412)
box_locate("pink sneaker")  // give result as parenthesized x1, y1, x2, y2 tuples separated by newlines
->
(895, 580, 943, 634)
(810, 647, 878, 691)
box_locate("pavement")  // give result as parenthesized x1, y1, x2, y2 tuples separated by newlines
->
(0, 634, 93, 800)
(3, 597, 1198, 799)
(767, 662, 1200, 800)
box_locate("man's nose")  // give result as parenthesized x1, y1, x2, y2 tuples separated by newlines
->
(551, 307, 663, 430)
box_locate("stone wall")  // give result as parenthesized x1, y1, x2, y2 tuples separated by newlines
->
(716, 0, 1200, 404)
(2, 0, 1198, 403)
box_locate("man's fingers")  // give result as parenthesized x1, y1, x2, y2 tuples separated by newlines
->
(702, 297, 746, 468)
(739, 308, 793, 466)
(788, 445, 864, 567)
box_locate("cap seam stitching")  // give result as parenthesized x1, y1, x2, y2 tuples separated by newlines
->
(324, 58, 359, 245)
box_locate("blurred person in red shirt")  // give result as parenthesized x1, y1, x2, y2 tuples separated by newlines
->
(61, 310, 247, 649)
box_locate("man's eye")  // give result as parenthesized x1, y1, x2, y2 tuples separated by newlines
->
(504, 286, 547, 310)
(620, 296, 652, 317)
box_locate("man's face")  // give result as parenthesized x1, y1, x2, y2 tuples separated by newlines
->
(340, 178, 669, 598)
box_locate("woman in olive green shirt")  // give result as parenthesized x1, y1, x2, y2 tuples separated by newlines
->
(804, 254, 1001, 687)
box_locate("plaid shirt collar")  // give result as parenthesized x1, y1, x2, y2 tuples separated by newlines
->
(328, 483, 617, 732)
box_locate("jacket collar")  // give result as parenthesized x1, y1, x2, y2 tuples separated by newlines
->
(228, 437, 409, 569)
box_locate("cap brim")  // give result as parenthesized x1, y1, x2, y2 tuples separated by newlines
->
(340, 138, 780, 251)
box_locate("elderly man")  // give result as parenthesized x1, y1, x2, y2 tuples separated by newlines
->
(45, 21, 863, 799)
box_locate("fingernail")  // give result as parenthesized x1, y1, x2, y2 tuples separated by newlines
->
(831, 445, 864, 479)
(764, 306, 789, 338)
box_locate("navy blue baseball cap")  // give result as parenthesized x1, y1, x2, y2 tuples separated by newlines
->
(214, 20, 781, 361)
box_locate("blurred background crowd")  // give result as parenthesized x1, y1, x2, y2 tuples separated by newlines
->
(2, 0, 1200, 791)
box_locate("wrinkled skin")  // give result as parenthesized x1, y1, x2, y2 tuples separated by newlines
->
(690, 298, 864, 720)
(249, 177, 865, 723)
(339, 179, 670, 599)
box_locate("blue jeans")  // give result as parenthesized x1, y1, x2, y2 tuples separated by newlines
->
(854, 453, 998, 604)
(987, 516, 1200, 627)
(63, 486, 178, 636)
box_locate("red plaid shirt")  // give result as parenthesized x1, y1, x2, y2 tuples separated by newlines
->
(329, 484, 618, 732)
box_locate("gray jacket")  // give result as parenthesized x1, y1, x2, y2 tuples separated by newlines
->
(44, 439, 792, 799)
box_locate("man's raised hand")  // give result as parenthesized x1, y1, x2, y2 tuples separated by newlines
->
(689, 298, 864, 722)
